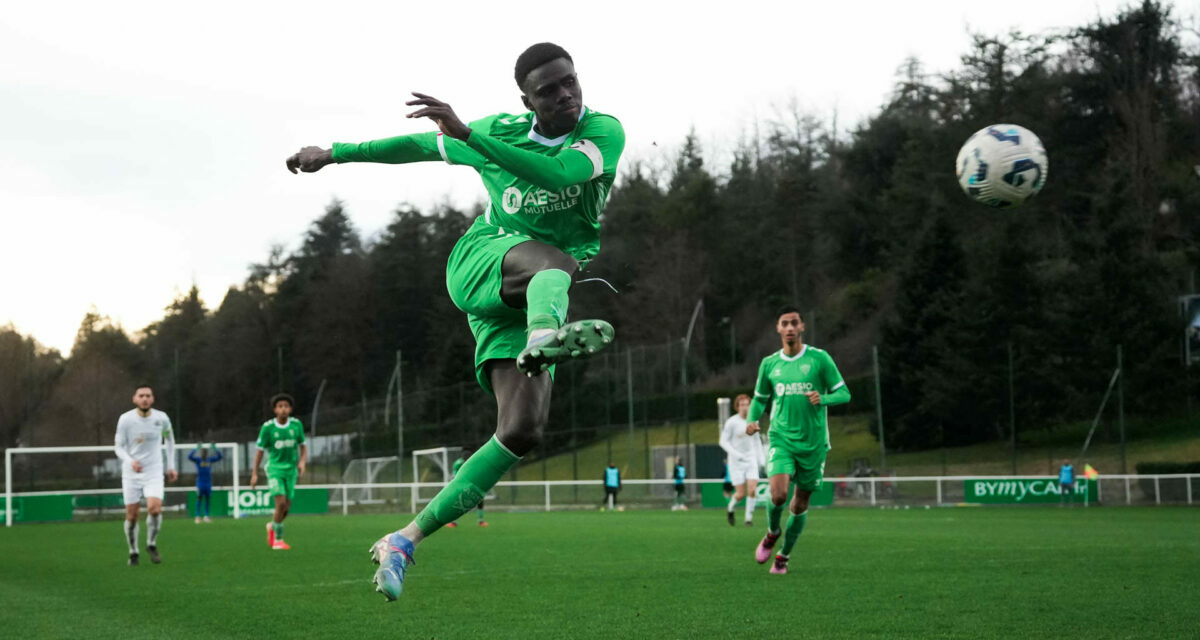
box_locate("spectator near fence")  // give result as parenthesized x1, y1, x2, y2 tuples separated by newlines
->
(1059, 460, 1075, 507)
(603, 463, 621, 510)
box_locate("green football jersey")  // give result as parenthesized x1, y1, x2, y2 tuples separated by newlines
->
(332, 107, 625, 261)
(256, 418, 306, 474)
(452, 457, 465, 477)
(749, 346, 847, 457)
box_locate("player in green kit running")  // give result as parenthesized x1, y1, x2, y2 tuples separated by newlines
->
(749, 307, 850, 574)
(251, 393, 307, 550)
(285, 43, 624, 601)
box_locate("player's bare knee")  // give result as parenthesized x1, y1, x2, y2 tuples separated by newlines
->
(770, 491, 788, 506)
(498, 419, 544, 455)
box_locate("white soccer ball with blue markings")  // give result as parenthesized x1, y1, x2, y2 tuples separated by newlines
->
(955, 124, 1048, 208)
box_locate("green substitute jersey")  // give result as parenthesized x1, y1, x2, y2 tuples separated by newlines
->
(748, 346, 850, 460)
(332, 107, 625, 261)
(256, 418, 306, 475)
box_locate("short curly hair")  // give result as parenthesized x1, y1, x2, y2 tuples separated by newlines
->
(270, 393, 295, 409)
(514, 42, 573, 89)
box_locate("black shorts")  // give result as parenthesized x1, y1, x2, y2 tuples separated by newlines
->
(723, 482, 735, 493)
(1060, 483, 1073, 494)
(604, 487, 619, 495)
(675, 485, 685, 495)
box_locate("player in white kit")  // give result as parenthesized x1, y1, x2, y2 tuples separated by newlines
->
(719, 394, 765, 526)
(114, 385, 177, 565)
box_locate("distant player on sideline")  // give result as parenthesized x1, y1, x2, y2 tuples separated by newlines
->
(286, 42, 624, 601)
(188, 443, 223, 523)
(114, 385, 177, 566)
(603, 462, 621, 510)
(671, 458, 688, 511)
(447, 448, 487, 528)
(251, 394, 307, 550)
(720, 394, 765, 526)
(1059, 460, 1075, 507)
(750, 307, 850, 575)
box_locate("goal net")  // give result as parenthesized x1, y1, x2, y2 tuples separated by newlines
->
(5, 442, 241, 526)
(411, 446, 462, 509)
(340, 456, 402, 504)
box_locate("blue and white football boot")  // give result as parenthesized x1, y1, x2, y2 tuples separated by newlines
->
(370, 532, 416, 602)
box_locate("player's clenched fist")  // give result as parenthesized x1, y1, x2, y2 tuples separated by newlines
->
(286, 146, 334, 174)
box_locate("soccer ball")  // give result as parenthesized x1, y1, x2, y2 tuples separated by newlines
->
(955, 124, 1048, 208)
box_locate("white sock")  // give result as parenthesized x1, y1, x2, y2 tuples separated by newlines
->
(398, 522, 425, 546)
(527, 328, 555, 347)
(147, 514, 162, 547)
(124, 520, 138, 554)
(745, 497, 757, 520)
(727, 496, 738, 513)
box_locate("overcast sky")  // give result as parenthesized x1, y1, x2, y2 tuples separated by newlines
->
(1, 0, 1150, 354)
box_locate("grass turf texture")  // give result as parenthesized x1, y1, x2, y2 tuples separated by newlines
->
(1, 509, 1196, 639)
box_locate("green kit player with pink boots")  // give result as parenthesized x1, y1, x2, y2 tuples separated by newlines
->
(749, 306, 851, 575)
(285, 42, 623, 601)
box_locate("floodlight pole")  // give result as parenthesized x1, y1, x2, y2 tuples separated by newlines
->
(310, 378, 327, 440)
(1009, 342, 1017, 475)
(626, 348, 635, 475)
(873, 346, 886, 471)
(681, 299, 704, 458)
(1117, 345, 1125, 474)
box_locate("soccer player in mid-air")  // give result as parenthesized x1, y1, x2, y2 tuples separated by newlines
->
(720, 394, 765, 526)
(286, 42, 624, 601)
(749, 307, 850, 574)
(251, 394, 307, 550)
(188, 443, 223, 523)
(114, 385, 177, 565)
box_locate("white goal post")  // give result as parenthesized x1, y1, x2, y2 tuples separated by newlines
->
(5, 442, 241, 526)
(410, 446, 462, 512)
(341, 456, 401, 504)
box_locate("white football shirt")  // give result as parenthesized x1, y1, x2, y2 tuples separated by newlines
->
(720, 414, 765, 466)
(114, 409, 175, 477)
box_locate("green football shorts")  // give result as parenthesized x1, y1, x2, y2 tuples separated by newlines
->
(267, 472, 297, 500)
(446, 219, 557, 394)
(766, 440, 826, 492)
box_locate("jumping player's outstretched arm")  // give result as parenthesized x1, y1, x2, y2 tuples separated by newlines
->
(406, 93, 624, 191)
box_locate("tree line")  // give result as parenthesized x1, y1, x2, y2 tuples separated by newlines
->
(2, 2, 1196, 452)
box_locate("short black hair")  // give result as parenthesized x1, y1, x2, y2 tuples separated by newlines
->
(134, 384, 153, 393)
(776, 305, 804, 322)
(514, 42, 572, 89)
(270, 393, 295, 409)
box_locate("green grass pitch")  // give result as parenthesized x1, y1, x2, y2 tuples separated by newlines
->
(1, 507, 1196, 639)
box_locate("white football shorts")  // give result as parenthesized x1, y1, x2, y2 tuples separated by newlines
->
(728, 458, 760, 484)
(122, 473, 165, 505)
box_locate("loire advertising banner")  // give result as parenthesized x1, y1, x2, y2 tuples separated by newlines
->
(187, 488, 329, 517)
(964, 478, 1098, 504)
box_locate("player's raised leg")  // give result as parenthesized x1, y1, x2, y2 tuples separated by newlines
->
(505, 241, 614, 377)
(372, 363, 550, 600)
